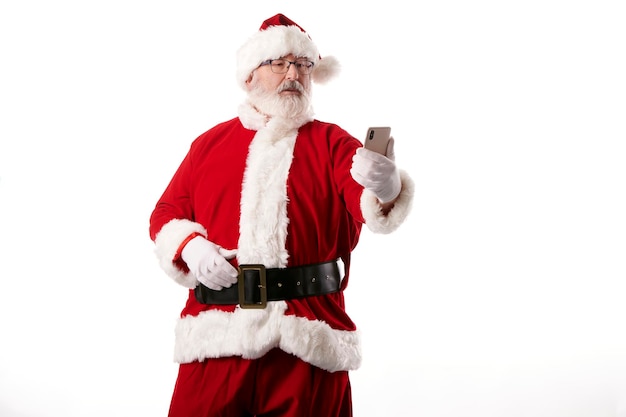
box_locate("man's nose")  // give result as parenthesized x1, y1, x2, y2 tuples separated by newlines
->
(285, 63, 299, 80)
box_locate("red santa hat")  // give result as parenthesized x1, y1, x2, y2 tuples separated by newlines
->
(236, 13, 340, 90)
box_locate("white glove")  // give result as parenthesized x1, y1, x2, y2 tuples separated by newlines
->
(350, 137, 401, 203)
(181, 236, 238, 290)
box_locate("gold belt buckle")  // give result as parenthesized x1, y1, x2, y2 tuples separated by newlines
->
(237, 264, 267, 309)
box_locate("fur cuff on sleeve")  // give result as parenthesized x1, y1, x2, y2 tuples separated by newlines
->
(154, 218, 207, 288)
(362, 170, 414, 234)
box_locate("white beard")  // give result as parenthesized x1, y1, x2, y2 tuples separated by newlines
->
(247, 81, 313, 120)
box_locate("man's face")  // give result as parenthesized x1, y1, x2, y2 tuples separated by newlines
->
(245, 54, 313, 118)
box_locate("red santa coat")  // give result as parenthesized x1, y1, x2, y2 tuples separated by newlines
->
(150, 104, 414, 372)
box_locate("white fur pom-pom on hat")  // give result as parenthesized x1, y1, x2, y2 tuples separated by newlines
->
(236, 13, 340, 90)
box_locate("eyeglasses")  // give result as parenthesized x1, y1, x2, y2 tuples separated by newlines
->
(259, 58, 315, 75)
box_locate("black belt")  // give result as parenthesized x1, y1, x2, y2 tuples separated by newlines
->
(194, 260, 342, 309)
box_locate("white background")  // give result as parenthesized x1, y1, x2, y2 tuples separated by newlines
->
(1, 1, 625, 416)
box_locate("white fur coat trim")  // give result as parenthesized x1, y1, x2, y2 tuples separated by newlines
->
(174, 301, 362, 372)
(362, 170, 415, 234)
(237, 113, 310, 267)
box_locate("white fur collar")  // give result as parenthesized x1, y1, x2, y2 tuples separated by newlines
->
(236, 102, 315, 267)
(238, 101, 313, 132)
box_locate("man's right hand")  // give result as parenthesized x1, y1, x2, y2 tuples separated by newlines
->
(181, 236, 238, 290)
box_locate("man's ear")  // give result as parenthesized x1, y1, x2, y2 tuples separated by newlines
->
(244, 74, 254, 90)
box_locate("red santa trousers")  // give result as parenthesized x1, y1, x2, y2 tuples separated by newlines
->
(168, 348, 353, 417)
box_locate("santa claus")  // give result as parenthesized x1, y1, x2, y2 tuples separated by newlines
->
(150, 13, 414, 417)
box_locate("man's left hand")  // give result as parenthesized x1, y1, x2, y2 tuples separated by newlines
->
(350, 137, 401, 203)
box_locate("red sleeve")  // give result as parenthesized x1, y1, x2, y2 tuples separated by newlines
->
(149, 146, 195, 241)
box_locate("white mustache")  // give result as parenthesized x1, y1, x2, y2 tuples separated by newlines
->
(278, 81, 304, 94)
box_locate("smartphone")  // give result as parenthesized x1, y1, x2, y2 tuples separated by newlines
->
(363, 127, 391, 155)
